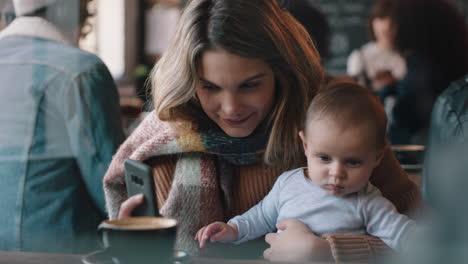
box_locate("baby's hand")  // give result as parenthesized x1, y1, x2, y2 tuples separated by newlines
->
(194, 221, 238, 248)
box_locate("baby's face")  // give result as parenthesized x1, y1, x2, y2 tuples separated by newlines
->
(299, 118, 384, 196)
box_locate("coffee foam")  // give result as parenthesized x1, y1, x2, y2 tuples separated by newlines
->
(102, 217, 177, 230)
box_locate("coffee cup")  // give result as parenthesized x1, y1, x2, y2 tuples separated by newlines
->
(98, 217, 177, 264)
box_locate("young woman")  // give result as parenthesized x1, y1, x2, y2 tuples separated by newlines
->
(104, 0, 422, 261)
(347, 0, 407, 91)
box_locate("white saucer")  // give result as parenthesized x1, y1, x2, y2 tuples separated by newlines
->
(82, 249, 190, 264)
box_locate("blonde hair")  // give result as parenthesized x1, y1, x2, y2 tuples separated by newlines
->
(151, 0, 324, 169)
(305, 81, 388, 150)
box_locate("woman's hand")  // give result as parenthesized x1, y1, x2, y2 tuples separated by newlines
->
(194, 222, 238, 248)
(263, 219, 333, 263)
(372, 70, 397, 92)
(117, 194, 144, 219)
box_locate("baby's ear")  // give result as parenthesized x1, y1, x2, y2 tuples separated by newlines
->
(375, 148, 385, 168)
(299, 130, 307, 151)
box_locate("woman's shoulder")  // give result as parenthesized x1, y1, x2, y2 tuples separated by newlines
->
(361, 42, 379, 53)
(125, 112, 175, 142)
(105, 112, 177, 175)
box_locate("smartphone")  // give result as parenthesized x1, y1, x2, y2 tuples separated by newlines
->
(124, 159, 159, 217)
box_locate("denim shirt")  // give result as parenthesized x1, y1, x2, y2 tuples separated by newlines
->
(0, 17, 125, 253)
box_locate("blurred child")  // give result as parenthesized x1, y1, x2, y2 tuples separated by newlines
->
(347, 0, 406, 91)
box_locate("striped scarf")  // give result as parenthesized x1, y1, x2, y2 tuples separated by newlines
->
(103, 111, 268, 254)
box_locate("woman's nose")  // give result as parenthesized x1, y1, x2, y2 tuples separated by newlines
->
(220, 92, 241, 116)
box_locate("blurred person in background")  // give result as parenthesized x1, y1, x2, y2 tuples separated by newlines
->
(347, 0, 406, 92)
(0, 0, 124, 253)
(375, 0, 468, 145)
(0, 0, 15, 30)
(285, 0, 338, 84)
(388, 75, 468, 264)
(422, 75, 468, 209)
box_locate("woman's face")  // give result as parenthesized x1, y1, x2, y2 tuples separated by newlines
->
(196, 48, 276, 138)
(372, 17, 394, 48)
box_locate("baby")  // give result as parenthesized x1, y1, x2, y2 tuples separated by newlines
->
(195, 81, 415, 252)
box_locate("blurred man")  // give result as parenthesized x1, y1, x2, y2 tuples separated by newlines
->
(0, 0, 15, 30)
(0, 0, 124, 253)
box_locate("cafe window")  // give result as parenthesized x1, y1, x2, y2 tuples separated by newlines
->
(79, 0, 181, 84)
(80, 0, 127, 80)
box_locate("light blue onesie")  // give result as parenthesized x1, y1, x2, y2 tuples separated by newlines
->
(229, 168, 416, 251)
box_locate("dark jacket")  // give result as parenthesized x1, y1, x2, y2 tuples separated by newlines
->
(422, 74, 468, 205)
(378, 55, 454, 144)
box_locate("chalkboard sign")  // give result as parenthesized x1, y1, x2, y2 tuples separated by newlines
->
(310, 0, 468, 75)
(451, 0, 468, 24)
(310, 0, 375, 75)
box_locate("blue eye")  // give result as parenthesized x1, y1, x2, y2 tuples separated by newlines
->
(346, 159, 362, 167)
(241, 82, 259, 89)
(202, 83, 219, 91)
(318, 155, 331, 162)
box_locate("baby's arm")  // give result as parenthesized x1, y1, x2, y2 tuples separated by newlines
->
(229, 172, 286, 243)
(195, 171, 290, 247)
(361, 185, 417, 251)
(195, 221, 239, 248)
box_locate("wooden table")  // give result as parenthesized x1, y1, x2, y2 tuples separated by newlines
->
(0, 251, 82, 264)
(0, 251, 275, 264)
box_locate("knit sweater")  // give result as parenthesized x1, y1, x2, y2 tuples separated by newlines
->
(146, 143, 422, 263)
